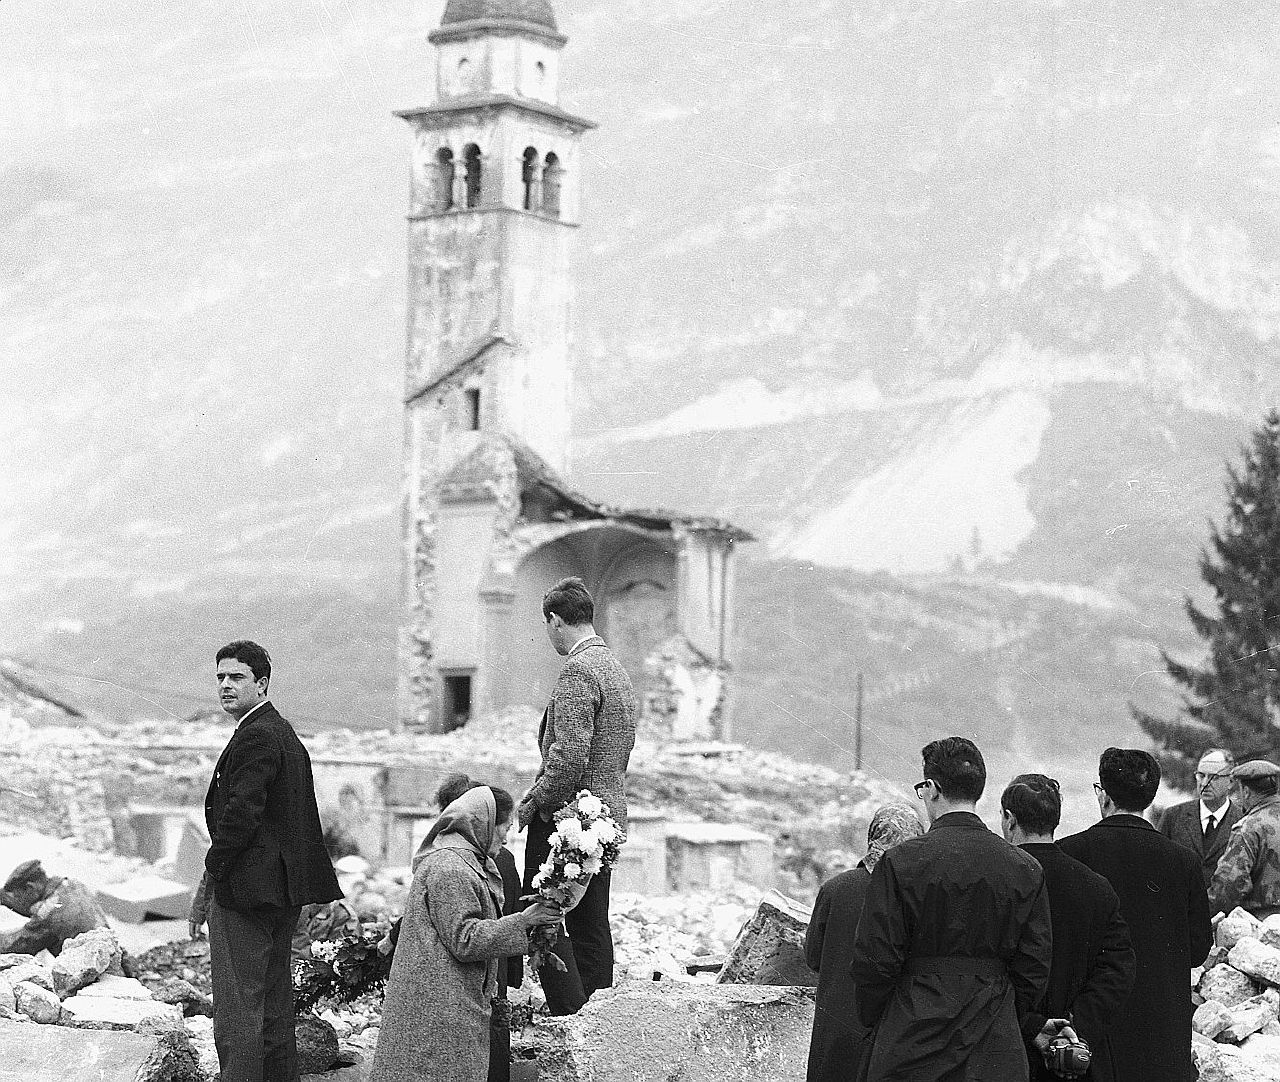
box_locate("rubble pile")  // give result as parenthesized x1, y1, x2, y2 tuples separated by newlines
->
(611, 886, 756, 980)
(1191, 908, 1280, 1081)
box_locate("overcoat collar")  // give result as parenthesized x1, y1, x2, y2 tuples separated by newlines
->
(568, 635, 605, 658)
(928, 810, 988, 833)
(1094, 812, 1155, 832)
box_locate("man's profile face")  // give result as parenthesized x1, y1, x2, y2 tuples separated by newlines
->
(1195, 752, 1233, 808)
(217, 658, 267, 718)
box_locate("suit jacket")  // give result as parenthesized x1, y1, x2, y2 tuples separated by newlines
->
(850, 812, 1052, 1082)
(526, 637, 637, 832)
(1158, 798, 1241, 888)
(204, 702, 342, 912)
(1058, 815, 1212, 1082)
(1018, 843, 1136, 1082)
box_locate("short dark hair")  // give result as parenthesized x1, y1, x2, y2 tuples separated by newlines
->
(1001, 774, 1062, 835)
(434, 773, 515, 826)
(543, 577, 594, 625)
(1239, 775, 1280, 799)
(922, 737, 986, 802)
(1099, 747, 1161, 811)
(216, 640, 272, 683)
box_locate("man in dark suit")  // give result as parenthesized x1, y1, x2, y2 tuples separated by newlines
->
(850, 738, 1052, 1081)
(1001, 774, 1136, 1082)
(1157, 748, 1241, 888)
(189, 641, 341, 1082)
(1059, 748, 1213, 1082)
(516, 577, 636, 1015)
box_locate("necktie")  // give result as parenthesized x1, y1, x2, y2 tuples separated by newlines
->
(1204, 814, 1217, 845)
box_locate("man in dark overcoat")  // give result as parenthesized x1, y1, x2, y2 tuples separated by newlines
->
(1157, 748, 1241, 888)
(1058, 748, 1212, 1082)
(850, 738, 1052, 1081)
(190, 641, 342, 1082)
(1000, 774, 1135, 1082)
(517, 577, 636, 1015)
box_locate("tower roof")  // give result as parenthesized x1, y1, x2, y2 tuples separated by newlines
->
(440, 0, 557, 30)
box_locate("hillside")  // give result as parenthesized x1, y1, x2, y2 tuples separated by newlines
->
(2, 0, 1279, 793)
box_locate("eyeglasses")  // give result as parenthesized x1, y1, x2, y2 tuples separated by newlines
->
(1194, 772, 1231, 782)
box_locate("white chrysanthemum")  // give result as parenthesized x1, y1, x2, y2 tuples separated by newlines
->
(532, 872, 545, 888)
(582, 855, 602, 876)
(555, 817, 584, 844)
(563, 862, 583, 880)
(577, 794, 604, 818)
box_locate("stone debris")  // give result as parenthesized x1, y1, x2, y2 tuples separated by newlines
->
(1196, 999, 1236, 1040)
(96, 873, 192, 923)
(1228, 937, 1280, 988)
(0, 975, 14, 1013)
(1260, 915, 1280, 951)
(52, 927, 123, 997)
(15, 980, 62, 1023)
(5, 959, 53, 992)
(75, 974, 155, 1000)
(1218, 908, 1264, 953)
(0, 1015, 198, 1082)
(1202, 962, 1264, 1008)
(1220, 990, 1280, 1044)
(717, 890, 816, 987)
(60, 993, 183, 1031)
(1194, 939, 1280, 1081)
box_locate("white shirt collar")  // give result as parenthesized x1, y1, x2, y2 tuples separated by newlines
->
(569, 634, 595, 655)
(1200, 799, 1227, 829)
(237, 700, 270, 727)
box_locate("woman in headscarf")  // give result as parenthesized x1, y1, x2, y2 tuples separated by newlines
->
(804, 802, 924, 1082)
(370, 785, 561, 1082)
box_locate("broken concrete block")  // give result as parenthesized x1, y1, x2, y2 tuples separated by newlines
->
(1240, 1033, 1280, 1074)
(52, 927, 122, 997)
(1230, 938, 1280, 988)
(96, 875, 191, 923)
(0, 1015, 196, 1081)
(666, 823, 774, 892)
(14, 981, 61, 1024)
(1194, 999, 1234, 1039)
(1219, 909, 1264, 952)
(1198, 1044, 1276, 1082)
(5, 961, 52, 992)
(148, 975, 213, 1017)
(717, 890, 815, 987)
(532, 981, 815, 1082)
(60, 994, 182, 1031)
(171, 816, 210, 888)
(1261, 914, 1280, 951)
(1221, 992, 1279, 1043)
(1202, 963, 1263, 1007)
(0, 953, 30, 970)
(75, 975, 154, 1001)
(0, 976, 13, 1014)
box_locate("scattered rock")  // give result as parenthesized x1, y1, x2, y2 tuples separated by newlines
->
(14, 981, 62, 1024)
(1220, 991, 1279, 1043)
(1240, 1032, 1280, 1074)
(1218, 909, 1264, 953)
(1261, 915, 1280, 951)
(717, 890, 814, 986)
(5, 961, 52, 993)
(0, 976, 13, 1014)
(1194, 999, 1234, 1040)
(60, 995, 183, 1031)
(75, 975, 154, 1001)
(1201, 963, 1263, 1008)
(1229, 938, 1280, 989)
(296, 1012, 340, 1074)
(148, 976, 213, 1018)
(0, 954, 31, 971)
(52, 928, 122, 998)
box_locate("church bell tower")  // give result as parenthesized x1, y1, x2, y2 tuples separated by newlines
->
(396, 0, 596, 730)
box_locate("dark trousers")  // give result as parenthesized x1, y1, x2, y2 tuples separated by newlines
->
(210, 899, 302, 1082)
(521, 814, 614, 1016)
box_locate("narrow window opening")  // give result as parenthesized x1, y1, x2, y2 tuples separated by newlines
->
(521, 146, 539, 211)
(542, 152, 562, 218)
(442, 673, 473, 732)
(463, 144, 482, 208)
(464, 387, 481, 431)
(435, 147, 455, 212)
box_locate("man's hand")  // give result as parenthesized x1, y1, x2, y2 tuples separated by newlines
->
(188, 874, 209, 940)
(517, 800, 536, 830)
(1033, 1018, 1074, 1055)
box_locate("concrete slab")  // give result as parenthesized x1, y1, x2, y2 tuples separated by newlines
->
(60, 994, 183, 1030)
(96, 876, 191, 923)
(75, 976, 154, 1001)
(0, 1016, 179, 1081)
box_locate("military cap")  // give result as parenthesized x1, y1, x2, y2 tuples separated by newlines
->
(1233, 759, 1280, 781)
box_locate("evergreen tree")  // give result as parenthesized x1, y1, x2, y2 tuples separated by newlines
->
(1134, 410, 1280, 787)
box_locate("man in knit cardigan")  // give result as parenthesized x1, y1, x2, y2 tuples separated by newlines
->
(517, 576, 637, 1015)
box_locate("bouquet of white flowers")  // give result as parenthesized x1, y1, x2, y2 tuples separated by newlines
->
(527, 789, 625, 976)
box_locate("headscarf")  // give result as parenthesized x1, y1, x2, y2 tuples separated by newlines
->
(864, 801, 925, 873)
(419, 785, 506, 909)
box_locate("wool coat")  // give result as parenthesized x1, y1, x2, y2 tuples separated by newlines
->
(1017, 843, 1135, 1082)
(1058, 814, 1212, 1082)
(371, 792, 530, 1082)
(1158, 797, 1241, 889)
(525, 637, 636, 832)
(850, 812, 1052, 1082)
(804, 863, 872, 1082)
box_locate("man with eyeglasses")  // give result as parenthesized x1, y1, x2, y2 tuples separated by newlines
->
(850, 737, 1052, 1081)
(1156, 748, 1241, 888)
(1058, 748, 1211, 1082)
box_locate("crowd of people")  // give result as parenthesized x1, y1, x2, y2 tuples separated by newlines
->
(805, 738, 1280, 1082)
(183, 571, 1280, 1082)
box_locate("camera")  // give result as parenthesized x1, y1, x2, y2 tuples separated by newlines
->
(1043, 1033, 1092, 1079)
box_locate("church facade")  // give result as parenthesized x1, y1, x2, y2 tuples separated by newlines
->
(395, 0, 750, 738)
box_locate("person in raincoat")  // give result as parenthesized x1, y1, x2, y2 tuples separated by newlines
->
(850, 738, 1052, 1082)
(369, 786, 560, 1082)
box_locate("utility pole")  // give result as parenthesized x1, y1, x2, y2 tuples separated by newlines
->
(855, 671, 864, 773)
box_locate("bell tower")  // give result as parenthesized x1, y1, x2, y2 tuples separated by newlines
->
(396, 0, 596, 730)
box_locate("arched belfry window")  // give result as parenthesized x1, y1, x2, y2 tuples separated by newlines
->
(542, 153, 563, 218)
(463, 144, 482, 209)
(434, 148, 455, 212)
(521, 147, 539, 211)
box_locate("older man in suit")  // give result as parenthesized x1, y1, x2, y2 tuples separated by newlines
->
(517, 577, 636, 1015)
(1059, 749, 1212, 1082)
(190, 641, 341, 1082)
(1001, 774, 1136, 1082)
(1158, 748, 1241, 888)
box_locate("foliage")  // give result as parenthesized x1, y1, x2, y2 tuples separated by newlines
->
(1134, 410, 1280, 786)
(293, 930, 394, 1013)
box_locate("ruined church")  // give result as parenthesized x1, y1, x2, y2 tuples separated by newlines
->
(395, 0, 751, 739)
